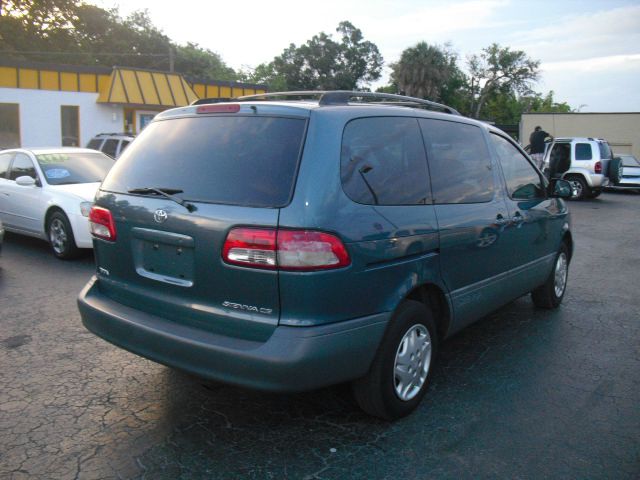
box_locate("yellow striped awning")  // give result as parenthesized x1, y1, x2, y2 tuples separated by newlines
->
(97, 68, 198, 107)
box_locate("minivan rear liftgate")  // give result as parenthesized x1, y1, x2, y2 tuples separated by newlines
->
(86, 111, 309, 342)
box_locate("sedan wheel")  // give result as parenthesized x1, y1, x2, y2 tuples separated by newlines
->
(48, 211, 79, 259)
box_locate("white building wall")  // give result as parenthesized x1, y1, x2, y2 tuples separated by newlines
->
(0, 88, 123, 148)
(520, 113, 640, 158)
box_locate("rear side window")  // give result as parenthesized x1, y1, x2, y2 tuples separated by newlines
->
(0, 152, 13, 178)
(341, 117, 430, 205)
(598, 142, 612, 160)
(575, 143, 592, 160)
(87, 138, 103, 150)
(9, 153, 37, 180)
(102, 139, 119, 158)
(102, 116, 306, 208)
(419, 119, 494, 204)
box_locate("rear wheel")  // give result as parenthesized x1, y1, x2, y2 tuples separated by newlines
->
(48, 211, 79, 259)
(532, 243, 569, 309)
(566, 175, 589, 200)
(352, 300, 437, 420)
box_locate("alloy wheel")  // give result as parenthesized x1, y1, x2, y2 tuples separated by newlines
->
(393, 324, 432, 401)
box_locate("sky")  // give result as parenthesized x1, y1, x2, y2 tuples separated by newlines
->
(92, 0, 640, 112)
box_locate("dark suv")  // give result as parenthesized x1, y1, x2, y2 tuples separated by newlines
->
(78, 92, 573, 419)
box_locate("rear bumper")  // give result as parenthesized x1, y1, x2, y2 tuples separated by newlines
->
(78, 276, 390, 392)
(587, 174, 609, 188)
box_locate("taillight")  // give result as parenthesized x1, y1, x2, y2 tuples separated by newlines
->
(223, 228, 277, 269)
(89, 206, 117, 241)
(277, 230, 350, 270)
(595, 161, 602, 174)
(222, 228, 351, 271)
(196, 104, 240, 114)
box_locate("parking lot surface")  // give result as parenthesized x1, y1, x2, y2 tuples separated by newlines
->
(1, 192, 639, 479)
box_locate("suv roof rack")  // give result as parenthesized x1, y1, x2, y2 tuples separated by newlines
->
(225, 91, 460, 115)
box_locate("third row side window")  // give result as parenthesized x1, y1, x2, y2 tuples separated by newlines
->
(419, 119, 495, 204)
(341, 117, 430, 205)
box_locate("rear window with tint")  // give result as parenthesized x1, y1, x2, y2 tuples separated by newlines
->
(598, 142, 612, 160)
(419, 119, 494, 204)
(101, 116, 306, 208)
(341, 117, 430, 205)
(575, 143, 592, 160)
(102, 139, 119, 158)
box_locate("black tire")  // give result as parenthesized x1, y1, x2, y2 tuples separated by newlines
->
(609, 157, 622, 184)
(47, 211, 80, 260)
(566, 175, 589, 200)
(532, 243, 569, 309)
(352, 300, 438, 420)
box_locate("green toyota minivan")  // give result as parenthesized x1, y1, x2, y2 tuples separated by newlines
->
(78, 91, 573, 419)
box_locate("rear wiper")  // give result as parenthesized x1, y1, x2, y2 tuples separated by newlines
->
(128, 187, 196, 212)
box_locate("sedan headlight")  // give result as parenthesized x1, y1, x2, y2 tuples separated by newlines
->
(80, 202, 93, 217)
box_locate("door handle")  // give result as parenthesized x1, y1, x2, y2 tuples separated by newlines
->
(512, 212, 524, 224)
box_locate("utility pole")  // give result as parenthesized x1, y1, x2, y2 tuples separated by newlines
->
(169, 47, 175, 72)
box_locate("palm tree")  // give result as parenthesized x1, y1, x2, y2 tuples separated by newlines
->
(391, 42, 456, 101)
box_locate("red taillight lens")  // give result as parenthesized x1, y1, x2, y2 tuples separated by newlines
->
(222, 228, 277, 269)
(196, 104, 240, 114)
(222, 228, 351, 271)
(89, 206, 116, 241)
(595, 161, 602, 174)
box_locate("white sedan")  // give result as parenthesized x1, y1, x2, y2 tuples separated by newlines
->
(0, 148, 115, 259)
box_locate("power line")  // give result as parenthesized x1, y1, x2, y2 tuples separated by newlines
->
(2, 50, 168, 57)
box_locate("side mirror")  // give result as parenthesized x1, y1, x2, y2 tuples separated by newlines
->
(549, 179, 572, 198)
(15, 175, 37, 187)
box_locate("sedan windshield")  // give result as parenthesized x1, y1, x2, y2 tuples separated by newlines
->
(36, 152, 115, 185)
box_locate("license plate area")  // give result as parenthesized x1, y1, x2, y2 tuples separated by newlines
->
(131, 228, 195, 287)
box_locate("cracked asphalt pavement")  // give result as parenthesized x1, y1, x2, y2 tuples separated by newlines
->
(1, 192, 639, 479)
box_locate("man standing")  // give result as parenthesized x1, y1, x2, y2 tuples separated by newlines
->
(529, 126, 553, 169)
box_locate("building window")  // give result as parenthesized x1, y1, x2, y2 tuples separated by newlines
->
(0, 103, 21, 148)
(61, 105, 79, 146)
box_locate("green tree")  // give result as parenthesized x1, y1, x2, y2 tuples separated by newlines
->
(174, 43, 236, 82)
(252, 21, 383, 91)
(467, 43, 539, 119)
(0, 0, 238, 80)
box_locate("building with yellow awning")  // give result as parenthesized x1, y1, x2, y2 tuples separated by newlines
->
(0, 60, 267, 148)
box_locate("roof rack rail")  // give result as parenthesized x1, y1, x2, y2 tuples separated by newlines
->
(231, 90, 460, 115)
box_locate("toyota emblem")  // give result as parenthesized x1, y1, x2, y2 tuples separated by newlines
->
(154, 209, 168, 223)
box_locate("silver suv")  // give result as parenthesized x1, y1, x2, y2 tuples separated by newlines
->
(86, 133, 134, 159)
(543, 137, 613, 200)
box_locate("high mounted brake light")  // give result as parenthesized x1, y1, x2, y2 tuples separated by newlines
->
(222, 228, 351, 271)
(196, 104, 241, 114)
(89, 206, 117, 241)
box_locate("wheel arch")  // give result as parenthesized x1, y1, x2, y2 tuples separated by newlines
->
(403, 283, 452, 341)
(562, 230, 574, 261)
(44, 205, 66, 232)
(563, 169, 592, 186)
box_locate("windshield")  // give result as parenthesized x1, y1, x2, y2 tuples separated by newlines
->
(101, 115, 307, 208)
(36, 152, 115, 185)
